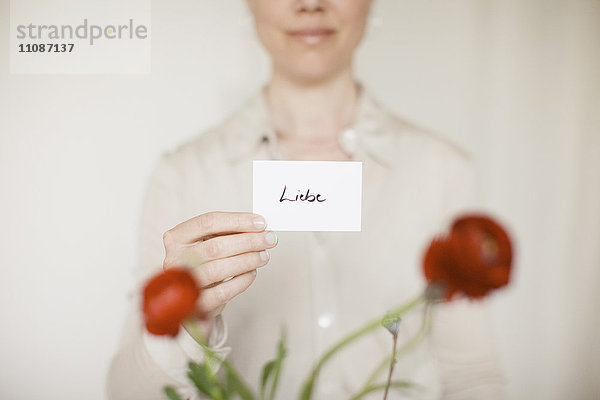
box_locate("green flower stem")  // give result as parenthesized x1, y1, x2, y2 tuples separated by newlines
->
(184, 319, 256, 400)
(382, 332, 398, 400)
(349, 380, 416, 400)
(184, 319, 207, 345)
(361, 304, 433, 388)
(299, 294, 425, 400)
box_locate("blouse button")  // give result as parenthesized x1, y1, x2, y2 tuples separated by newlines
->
(339, 128, 358, 154)
(317, 313, 333, 329)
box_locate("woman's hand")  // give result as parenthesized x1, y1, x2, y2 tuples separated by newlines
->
(162, 212, 277, 337)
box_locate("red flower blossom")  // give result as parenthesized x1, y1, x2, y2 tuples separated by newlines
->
(143, 268, 200, 336)
(423, 215, 512, 300)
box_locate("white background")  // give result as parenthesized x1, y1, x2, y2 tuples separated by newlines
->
(0, 0, 599, 399)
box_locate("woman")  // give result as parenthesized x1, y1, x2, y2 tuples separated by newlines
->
(108, 0, 506, 398)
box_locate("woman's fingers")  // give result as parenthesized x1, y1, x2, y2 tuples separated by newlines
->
(197, 270, 258, 313)
(161, 211, 274, 318)
(193, 250, 270, 287)
(172, 231, 277, 267)
(165, 212, 267, 245)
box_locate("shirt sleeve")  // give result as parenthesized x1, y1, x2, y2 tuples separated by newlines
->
(106, 153, 231, 400)
(430, 152, 508, 399)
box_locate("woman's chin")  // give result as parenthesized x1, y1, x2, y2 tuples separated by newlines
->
(277, 62, 349, 86)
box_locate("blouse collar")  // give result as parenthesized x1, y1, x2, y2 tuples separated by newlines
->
(222, 83, 398, 168)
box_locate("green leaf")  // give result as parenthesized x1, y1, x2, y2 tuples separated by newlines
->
(164, 386, 184, 400)
(268, 330, 287, 400)
(299, 378, 315, 400)
(260, 361, 276, 399)
(258, 328, 287, 400)
(223, 368, 237, 399)
(196, 340, 256, 400)
(222, 366, 254, 400)
(188, 361, 223, 399)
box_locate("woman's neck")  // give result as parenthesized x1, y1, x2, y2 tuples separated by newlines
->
(265, 67, 359, 143)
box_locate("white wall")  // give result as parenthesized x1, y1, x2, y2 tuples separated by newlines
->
(0, 0, 598, 399)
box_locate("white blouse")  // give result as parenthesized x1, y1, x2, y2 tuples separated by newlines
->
(107, 87, 507, 400)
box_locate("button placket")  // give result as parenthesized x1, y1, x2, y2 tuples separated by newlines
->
(308, 231, 342, 396)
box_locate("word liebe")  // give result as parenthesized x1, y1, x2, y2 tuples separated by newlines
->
(279, 186, 326, 203)
(253, 160, 361, 231)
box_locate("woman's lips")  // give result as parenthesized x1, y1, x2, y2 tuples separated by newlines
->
(287, 28, 336, 45)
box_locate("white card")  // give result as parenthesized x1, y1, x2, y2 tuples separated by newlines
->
(253, 160, 362, 231)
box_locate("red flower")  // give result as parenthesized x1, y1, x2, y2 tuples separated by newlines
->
(143, 268, 200, 336)
(423, 215, 512, 300)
